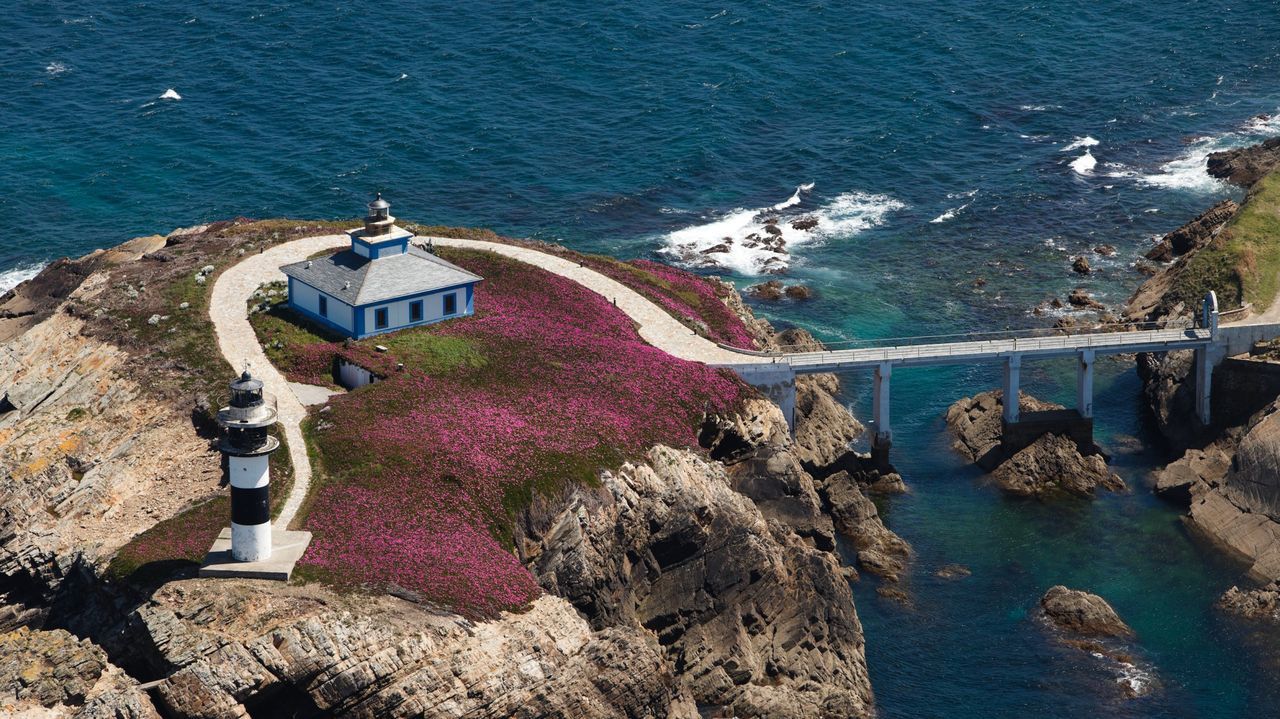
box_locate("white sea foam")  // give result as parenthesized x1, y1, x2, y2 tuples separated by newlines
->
(396, 72, 408, 81)
(931, 191, 977, 223)
(1137, 110, 1280, 192)
(659, 185, 904, 275)
(45, 62, 69, 77)
(1070, 150, 1097, 175)
(160, 88, 182, 100)
(1061, 136, 1099, 152)
(0, 263, 44, 296)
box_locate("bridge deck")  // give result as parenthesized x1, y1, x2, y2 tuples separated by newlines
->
(719, 326, 1214, 373)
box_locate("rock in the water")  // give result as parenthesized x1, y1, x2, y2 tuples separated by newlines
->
(935, 564, 972, 580)
(1207, 136, 1280, 187)
(1068, 288, 1105, 310)
(993, 433, 1126, 499)
(1040, 585, 1134, 638)
(746, 280, 785, 300)
(1217, 582, 1280, 623)
(820, 470, 912, 581)
(1151, 444, 1231, 504)
(791, 217, 818, 231)
(1094, 244, 1117, 257)
(1072, 256, 1091, 274)
(944, 390, 1062, 470)
(784, 284, 813, 300)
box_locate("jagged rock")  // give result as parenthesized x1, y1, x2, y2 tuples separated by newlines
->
(1094, 245, 1117, 257)
(992, 434, 1126, 499)
(1068, 288, 1105, 310)
(1125, 201, 1239, 325)
(790, 218, 818, 231)
(1072, 256, 1091, 274)
(729, 446, 837, 552)
(1151, 444, 1231, 504)
(1040, 586, 1134, 638)
(1186, 406, 1280, 581)
(746, 280, 785, 300)
(517, 445, 874, 718)
(784, 284, 813, 300)
(0, 626, 160, 718)
(1207, 136, 1280, 187)
(1217, 582, 1280, 622)
(1135, 350, 1204, 452)
(944, 390, 1062, 470)
(702, 242, 731, 255)
(119, 583, 683, 719)
(819, 470, 911, 581)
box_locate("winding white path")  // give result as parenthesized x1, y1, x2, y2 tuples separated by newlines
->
(209, 234, 766, 528)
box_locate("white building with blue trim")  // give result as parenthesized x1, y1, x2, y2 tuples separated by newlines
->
(280, 195, 482, 339)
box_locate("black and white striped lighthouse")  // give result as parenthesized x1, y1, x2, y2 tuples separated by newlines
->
(216, 370, 280, 562)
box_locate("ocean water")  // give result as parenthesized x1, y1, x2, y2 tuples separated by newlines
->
(6, 1, 1280, 716)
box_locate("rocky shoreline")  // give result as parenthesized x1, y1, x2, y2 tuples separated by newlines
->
(1124, 139, 1280, 614)
(0, 223, 907, 718)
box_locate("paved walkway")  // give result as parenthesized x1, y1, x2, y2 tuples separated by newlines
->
(210, 233, 770, 529)
(213, 233, 1277, 529)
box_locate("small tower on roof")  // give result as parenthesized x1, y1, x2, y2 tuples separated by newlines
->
(364, 192, 394, 237)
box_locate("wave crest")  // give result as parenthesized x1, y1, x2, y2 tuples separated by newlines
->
(660, 185, 904, 275)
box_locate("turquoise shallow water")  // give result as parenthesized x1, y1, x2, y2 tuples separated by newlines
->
(6, 1, 1280, 715)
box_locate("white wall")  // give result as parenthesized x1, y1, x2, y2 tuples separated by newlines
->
(290, 280, 354, 333)
(228, 454, 270, 489)
(361, 289, 463, 333)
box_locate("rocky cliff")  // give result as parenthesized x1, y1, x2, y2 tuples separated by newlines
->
(0, 224, 894, 718)
(1127, 139, 1280, 609)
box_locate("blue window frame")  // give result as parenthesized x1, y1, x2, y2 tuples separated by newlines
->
(443, 292, 457, 316)
(374, 307, 389, 329)
(318, 295, 328, 318)
(409, 300, 423, 323)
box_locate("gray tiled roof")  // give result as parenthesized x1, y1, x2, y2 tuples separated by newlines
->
(281, 245, 482, 306)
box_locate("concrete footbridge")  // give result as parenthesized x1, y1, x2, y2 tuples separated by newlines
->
(716, 293, 1280, 464)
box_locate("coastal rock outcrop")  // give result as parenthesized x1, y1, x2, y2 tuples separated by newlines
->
(1206, 136, 1280, 187)
(946, 391, 1124, 498)
(993, 434, 1126, 498)
(517, 443, 874, 718)
(1040, 585, 1134, 638)
(1217, 582, 1280, 623)
(0, 626, 160, 718)
(1141, 199, 1239, 264)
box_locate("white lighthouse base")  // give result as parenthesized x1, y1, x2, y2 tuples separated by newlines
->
(232, 522, 273, 562)
(199, 528, 312, 581)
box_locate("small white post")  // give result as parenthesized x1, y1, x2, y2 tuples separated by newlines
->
(1003, 354, 1022, 424)
(873, 362, 892, 443)
(1077, 349, 1095, 419)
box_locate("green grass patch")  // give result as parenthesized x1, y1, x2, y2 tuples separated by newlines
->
(1175, 170, 1280, 311)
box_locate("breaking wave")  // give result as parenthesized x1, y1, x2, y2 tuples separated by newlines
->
(659, 184, 904, 275)
(1061, 136, 1099, 152)
(0, 263, 45, 295)
(1136, 111, 1280, 192)
(1070, 150, 1097, 175)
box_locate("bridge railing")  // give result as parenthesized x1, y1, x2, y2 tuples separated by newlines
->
(718, 317, 1195, 356)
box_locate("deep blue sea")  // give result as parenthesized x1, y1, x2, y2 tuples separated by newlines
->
(6, 2, 1280, 716)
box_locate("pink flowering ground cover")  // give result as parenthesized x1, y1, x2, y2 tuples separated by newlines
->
(564, 253, 760, 349)
(294, 249, 746, 617)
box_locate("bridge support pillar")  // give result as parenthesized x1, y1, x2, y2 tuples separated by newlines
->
(1076, 349, 1095, 419)
(1195, 347, 1212, 426)
(1002, 354, 1022, 424)
(872, 362, 892, 469)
